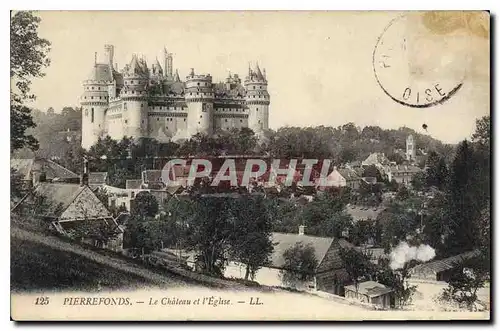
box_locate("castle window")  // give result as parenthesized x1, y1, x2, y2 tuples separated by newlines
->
(142, 120, 144, 124)
(125, 120, 128, 124)
(256, 108, 258, 111)
(200, 115, 202, 118)
(91, 108, 94, 123)
(198, 122, 200, 125)
(157, 118, 159, 121)
(98, 87, 101, 90)
(91, 87, 94, 90)
(225, 119, 228, 122)
(253, 86, 255, 90)
(197, 82, 200, 86)
(184, 119, 186, 122)
(91, 96, 94, 100)
(240, 120, 243, 123)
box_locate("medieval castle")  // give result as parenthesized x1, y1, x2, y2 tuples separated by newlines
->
(80, 45, 270, 149)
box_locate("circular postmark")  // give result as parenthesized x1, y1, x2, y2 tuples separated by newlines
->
(373, 13, 466, 108)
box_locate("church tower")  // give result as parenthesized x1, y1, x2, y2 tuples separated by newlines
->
(406, 134, 416, 161)
(185, 68, 214, 136)
(244, 63, 270, 135)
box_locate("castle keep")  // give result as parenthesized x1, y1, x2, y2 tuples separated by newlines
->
(81, 45, 270, 149)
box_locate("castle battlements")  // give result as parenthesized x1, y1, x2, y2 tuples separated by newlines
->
(80, 45, 270, 149)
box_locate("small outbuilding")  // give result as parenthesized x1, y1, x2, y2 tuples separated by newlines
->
(344, 280, 394, 309)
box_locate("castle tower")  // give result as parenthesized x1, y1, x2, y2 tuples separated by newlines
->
(120, 54, 149, 138)
(244, 63, 270, 135)
(406, 134, 416, 161)
(185, 68, 214, 137)
(81, 52, 113, 149)
(163, 47, 173, 79)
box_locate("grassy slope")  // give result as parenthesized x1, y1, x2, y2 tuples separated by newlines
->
(11, 225, 190, 293)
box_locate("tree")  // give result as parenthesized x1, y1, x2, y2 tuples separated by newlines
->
(387, 152, 405, 165)
(395, 185, 410, 201)
(10, 168, 25, 202)
(66, 220, 121, 248)
(410, 171, 426, 191)
(229, 196, 276, 281)
(376, 258, 417, 308)
(279, 243, 318, 288)
(131, 191, 159, 218)
(123, 215, 163, 254)
(11, 11, 51, 152)
(471, 116, 490, 148)
(445, 140, 484, 256)
(184, 197, 234, 276)
(425, 151, 448, 190)
(339, 247, 373, 292)
(440, 258, 489, 311)
(339, 148, 357, 164)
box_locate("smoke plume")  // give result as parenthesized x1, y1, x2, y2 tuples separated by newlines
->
(389, 242, 436, 270)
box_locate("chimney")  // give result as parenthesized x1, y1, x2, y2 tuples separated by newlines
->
(104, 44, 114, 67)
(298, 225, 306, 236)
(81, 156, 89, 186)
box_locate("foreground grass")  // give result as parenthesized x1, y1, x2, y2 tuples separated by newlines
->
(11, 236, 157, 292)
(10, 223, 196, 293)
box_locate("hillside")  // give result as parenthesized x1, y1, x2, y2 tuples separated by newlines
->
(11, 224, 191, 293)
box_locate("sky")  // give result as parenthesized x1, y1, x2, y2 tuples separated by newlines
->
(27, 11, 490, 144)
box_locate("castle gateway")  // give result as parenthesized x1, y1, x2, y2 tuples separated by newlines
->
(80, 45, 270, 149)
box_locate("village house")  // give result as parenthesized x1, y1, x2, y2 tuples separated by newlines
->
(12, 176, 124, 252)
(346, 205, 384, 223)
(344, 280, 394, 309)
(88, 172, 108, 189)
(361, 153, 391, 169)
(409, 250, 481, 282)
(338, 167, 361, 190)
(384, 164, 423, 186)
(224, 226, 354, 295)
(102, 184, 145, 211)
(11, 157, 79, 188)
(315, 166, 346, 191)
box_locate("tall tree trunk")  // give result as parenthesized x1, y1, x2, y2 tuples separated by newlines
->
(244, 264, 250, 281)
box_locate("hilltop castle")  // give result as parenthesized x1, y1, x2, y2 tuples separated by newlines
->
(80, 45, 270, 149)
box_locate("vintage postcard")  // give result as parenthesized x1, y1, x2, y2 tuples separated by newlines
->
(10, 10, 490, 321)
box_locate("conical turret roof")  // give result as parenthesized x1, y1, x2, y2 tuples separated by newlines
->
(87, 63, 113, 81)
(255, 63, 264, 80)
